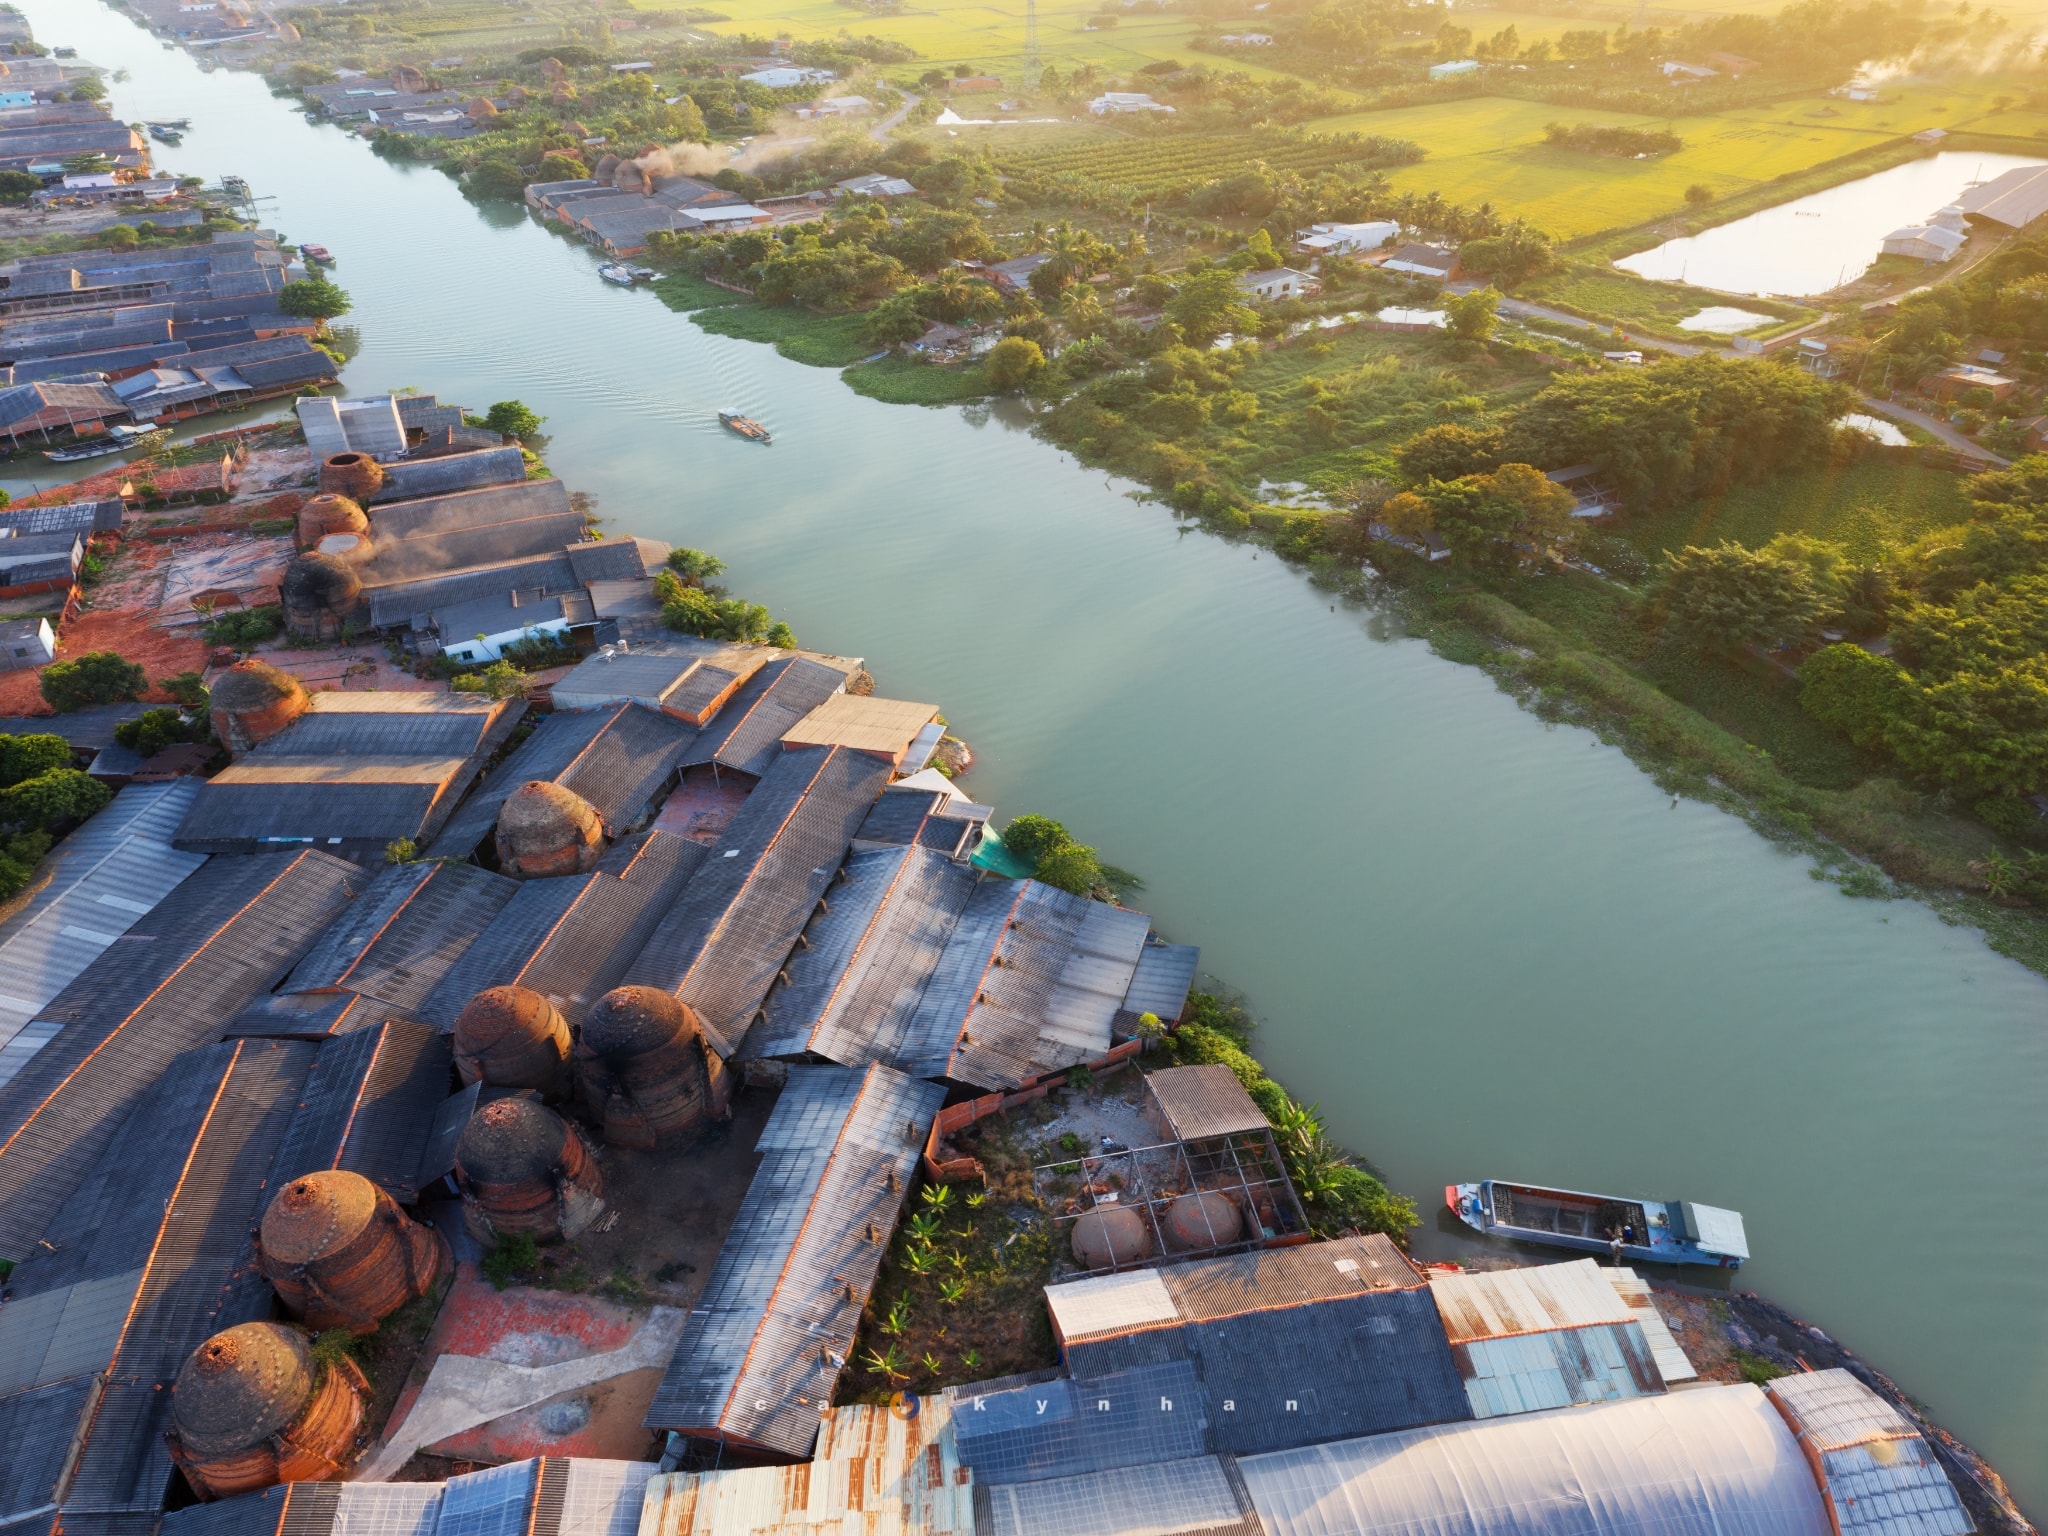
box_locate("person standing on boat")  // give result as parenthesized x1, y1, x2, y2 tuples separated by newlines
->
(1608, 1230, 1625, 1265)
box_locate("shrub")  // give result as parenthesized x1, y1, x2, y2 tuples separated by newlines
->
(278, 277, 352, 322)
(114, 708, 200, 759)
(451, 660, 526, 699)
(482, 1232, 540, 1289)
(1033, 841, 1105, 895)
(0, 829, 51, 900)
(201, 605, 283, 648)
(1800, 643, 1916, 749)
(1001, 813, 1071, 863)
(0, 734, 70, 788)
(666, 547, 727, 583)
(986, 336, 1045, 392)
(1, 768, 111, 831)
(480, 400, 545, 441)
(40, 651, 145, 712)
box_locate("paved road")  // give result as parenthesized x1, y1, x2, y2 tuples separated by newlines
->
(870, 91, 918, 141)
(1855, 396, 2011, 465)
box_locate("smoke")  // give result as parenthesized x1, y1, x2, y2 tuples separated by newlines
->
(658, 129, 820, 180)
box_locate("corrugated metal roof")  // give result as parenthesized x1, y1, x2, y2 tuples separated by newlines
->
(417, 830, 706, 1030)
(1956, 163, 2048, 228)
(551, 645, 770, 723)
(1237, 1385, 1834, 1536)
(0, 779, 206, 1051)
(644, 1063, 944, 1456)
(0, 850, 363, 1262)
(224, 989, 400, 1039)
(370, 446, 528, 504)
(1452, 1322, 1661, 1419)
(640, 1401, 973, 1536)
(553, 1460, 658, 1536)
(0, 1036, 317, 1527)
(683, 658, 852, 778)
(272, 1019, 457, 1201)
(851, 789, 984, 860)
(622, 745, 889, 1052)
(1143, 1065, 1266, 1142)
(177, 698, 523, 850)
(284, 859, 518, 1011)
(1767, 1370, 1974, 1536)
(781, 694, 937, 761)
(902, 880, 1151, 1091)
(1428, 1259, 1639, 1344)
(370, 553, 580, 630)
(1047, 1237, 1467, 1456)
(1123, 943, 1199, 1024)
(1604, 1268, 1697, 1385)
(746, 846, 978, 1069)
(949, 1361, 1209, 1485)
(429, 703, 695, 858)
(979, 1455, 1254, 1536)
(436, 1459, 538, 1536)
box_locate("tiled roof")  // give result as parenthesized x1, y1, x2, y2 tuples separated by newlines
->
(682, 657, 853, 778)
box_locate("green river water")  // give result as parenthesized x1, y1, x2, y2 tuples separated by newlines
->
(18, 1, 2048, 1509)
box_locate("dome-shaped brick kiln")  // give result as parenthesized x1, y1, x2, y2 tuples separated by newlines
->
(166, 1322, 366, 1500)
(258, 1169, 446, 1334)
(453, 984, 572, 1095)
(494, 781, 605, 878)
(453, 1096, 605, 1243)
(573, 985, 730, 1149)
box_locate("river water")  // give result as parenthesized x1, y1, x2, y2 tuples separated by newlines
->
(28, 3, 2048, 1508)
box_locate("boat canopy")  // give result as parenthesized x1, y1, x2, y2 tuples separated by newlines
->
(1673, 1201, 1749, 1259)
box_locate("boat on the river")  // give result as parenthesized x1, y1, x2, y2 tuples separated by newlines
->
(300, 243, 335, 265)
(44, 424, 164, 463)
(1447, 1179, 1748, 1268)
(719, 409, 771, 443)
(598, 262, 656, 286)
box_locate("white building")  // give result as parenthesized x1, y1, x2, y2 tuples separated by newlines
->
(1237, 267, 1320, 302)
(740, 66, 835, 88)
(674, 203, 773, 231)
(835, 172, 916, 197)
(1088, 91, 1174, 114)
(0, 617, 55, 671)
(1428, 59, 1478, 79)
(1660, 59, 1718, 81)
(797, 95, 873, 118)
(1297, 220, 1399, 257)
(1218, 31, 1273, 44)
(1881, 222, 1966, 262)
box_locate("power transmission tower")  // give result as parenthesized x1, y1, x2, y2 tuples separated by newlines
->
(1024, 0, 1040, 83)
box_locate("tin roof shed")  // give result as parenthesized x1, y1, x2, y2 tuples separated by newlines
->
(1428, 1259, 1666, 1419)
(643, 1062, 944, 1458)
(271, 1019, 460, 1201)
(551, 644, 770, 724)
(781, 693, 939, 766)
(1141, 1063, 1267, 1142)
(682, 656, 855, 779)
(1766, 1370, 1974, 1536)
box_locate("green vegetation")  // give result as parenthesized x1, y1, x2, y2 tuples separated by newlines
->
(653, 568, 796, 648)
(0, 771, 110, 835)
(0, 734, 70, 788)
(277, 276, 353, 322)
(201, 605, 284, 649)
(467, 399, 545, 442)
(39, 651, 144, 713)
(113, 706, 209, 759)
(1543, 122, 1683, 157)
(1002, 812, 1107, 896)
(482, 1232, 541, 1289)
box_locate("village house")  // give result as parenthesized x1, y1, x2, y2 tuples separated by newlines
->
(1297, 219, 1399, 257)
(795, 95, 873, 119)
(834, 171, 916, 198)
(1428, 58, 1478, 78)
(1926, 363, 2016, 404)
(1237, 267, 1321, 302)
(1088, 91, 1174, 114)
(738, 65, 834, 88)
(1380, 242, 1458, 279)
(1660, 59, 1718, 81)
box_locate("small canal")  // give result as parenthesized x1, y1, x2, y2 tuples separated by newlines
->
(1618, 149, 2048, 296)
(26, 4, 2048, 1510)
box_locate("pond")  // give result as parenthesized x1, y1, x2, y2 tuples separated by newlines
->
(1616, 151, 2048, 296)
(1837, 413, 1912, 446)
(1678, 306, 1776, 333)
(25, 3, 2048, 1515)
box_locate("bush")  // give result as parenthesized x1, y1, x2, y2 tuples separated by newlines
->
(451, 660, 525, 699)
(0, 829, 51, 900)
(278, 277, 352, 322)
(0, 734, 70, 788)
(202, 605, 284, 649)
(666, 547, 727, 583)
(1800, 643, 1915, 749)
(480, 400, 545, 442)
(113, 708, 201, 759)
(0, 768, 111, 832)
(482, 1232, 540, 1289)
(40, 651, 145, 712)
(1033, 841, 1105, 895)
(986, 336, 1045, 392)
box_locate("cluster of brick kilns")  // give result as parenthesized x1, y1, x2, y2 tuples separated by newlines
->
(165, 975, 731, 1503)
(448, 982, 732, 1244)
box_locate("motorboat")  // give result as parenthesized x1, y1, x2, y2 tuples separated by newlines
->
(148, 124, 182, 145)
(1447, 1178, 1747, 1268)
(597, 262, 656, 285)
(299, 243, 334, 264)
(718, 409, 771, 443)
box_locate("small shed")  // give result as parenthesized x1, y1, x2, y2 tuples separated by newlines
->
(1143, 1063, 1267, 1143)
(1236, 267, 1321, 302)
(1427, 1259, 1668, 1419)
(1380, 243, 1457, 279)
(0, 615, 54, 670)
(781, 692, 939, 767)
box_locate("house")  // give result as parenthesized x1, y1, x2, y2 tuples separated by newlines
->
(1297, 219, 1398, 257)
(610, 60, 653, 73)
(296, 393, 407, 459)
(796, 94, 872, 118)
(978, 251, 1053, 293)
(1660, 59, 1718, 81)
(1546, 464, 1621, 518)
(1088, 91, 1174, 114)
(1237, 266, 1321, 302)
(1797, 338, 1846, 379)
(1380, 242, 1457, 279)
(739, 65, 834, 87)
(0, 529, 82, 595)
(0, 378, 129, 448)
(1219, 31, 1274, 43)
(1927, 363, 2016, 403)
(1881, 222, 1965, 262)
(0, 614, 53, 668)
(834, 172, 915, 198)
(672, 202, 773, 232)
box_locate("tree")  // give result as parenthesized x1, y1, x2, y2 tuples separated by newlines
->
(666, 547, 726, 584)
(1654, 543, 1829, 655)
(1557, 27, 1608, 57)
(1891, 658, 2048, 798)
(1166, 268, 1256, 347)
(0, 768, 111, 832)
(278, 277, 353, 322)
(40, 651, 145, 713)
(1001, 813, 1071, 862)
(986, 336, 1045, 392)
(1801, 643, 1917, 749)
(1034, 840, 1105, 895)
(0, 169, 40, 205)
(482, 400, 545, 441)
(537, 151, 587, 182)
(1444, 286, 1501, 342)
(0, 733, 70, 788)
(68, 75, 105, 101)
(1455, 227, 1553, 288)
(113, 707, 200, 759)
(1242, 227, 1283, 272)
(1382, 463, 1578, 570)
(1685, 183, 1714, 206)
(1397, 423, 1505, 483)
(451, 660, 525, 699)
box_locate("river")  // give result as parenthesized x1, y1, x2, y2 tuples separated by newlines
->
(25, 3, 2048, 1510)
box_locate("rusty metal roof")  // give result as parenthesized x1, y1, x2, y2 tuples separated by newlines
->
(1428, 1259, 1639, 1344)
(1142, 1065, 1266, 1142)
(1767, 1370, 1974, 1536)
(641, 1400, 974, 1536)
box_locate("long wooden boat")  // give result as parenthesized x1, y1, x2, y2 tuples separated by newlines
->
(718, 409, 771, 443)
(44, 425, 164, 463)
(1447, 1179, 1747, 1268)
